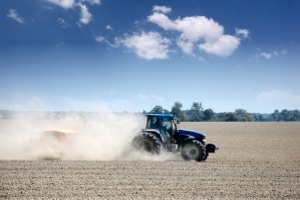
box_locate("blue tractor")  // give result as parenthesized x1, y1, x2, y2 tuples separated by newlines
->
(132, 113, 218, 161)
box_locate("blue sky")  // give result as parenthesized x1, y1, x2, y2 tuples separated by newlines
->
(1, 0, 299, 113)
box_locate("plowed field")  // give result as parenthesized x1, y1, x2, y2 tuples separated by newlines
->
(1, 122, 300, 199)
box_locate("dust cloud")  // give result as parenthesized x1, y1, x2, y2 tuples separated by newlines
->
(0, 112, 180, 161)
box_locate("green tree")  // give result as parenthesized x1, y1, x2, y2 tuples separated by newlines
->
(234, 109, 255, 121)
(292, 110, 300, 121)
(191, 102, 203, 111)
(272, 110, 280, 121)
(258, 114, 265, 121)
(203, 109, 216, 121)
(189, 102, 204, 121)
(217, 112, 226, 121)
(235, 109, 247, 116)
(171, 101, 187, 121)
(279, 109, 289, 121)
(149, 105, 164, 114)
(224, 112, 237, 121)
(279, 109, 300, 121)
(236, 114, 255, 121)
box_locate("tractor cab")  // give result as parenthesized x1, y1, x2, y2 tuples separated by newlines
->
(145, 114, 179, 144)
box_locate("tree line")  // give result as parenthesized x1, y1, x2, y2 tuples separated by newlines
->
(1, 102, 299, 122)
(144, 101, 300, 122)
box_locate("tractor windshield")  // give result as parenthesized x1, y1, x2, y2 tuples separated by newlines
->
(146, 116, 172, 129)
(161, 117, 172, 130)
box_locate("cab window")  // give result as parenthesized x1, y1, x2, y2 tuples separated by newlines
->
(147, 116, 159, 129)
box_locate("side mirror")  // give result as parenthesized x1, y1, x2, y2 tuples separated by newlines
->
(172, 114, 180, 124)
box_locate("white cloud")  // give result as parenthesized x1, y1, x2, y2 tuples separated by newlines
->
(95, 35, 115, 47)
(152, 5, 172, 14)
(177, 39, 194, 54)
(78, 0, 101, 5)
(256, 48, 288, 60)
(57, 17, 65, 24)
(95, 35, 105, 42)
(199, 35, 240, 56)
(260, 52, 272, 59)
(7, 9, 24, 23)
(106, 25, 113, 30)
(78, 3, 92, 24)
(87, 0, 101, 5)
(47, 0, 100, 25)
(175, 16, 224, 42)
(57, 17, 69, 28)
(115, 31, 171, 60)
(148, 6, 242, 57)
(235, 28, 250, 38)
(256, 89, 300, 111)
(47, 0, 75, 9)
(147, 11, 176, 30)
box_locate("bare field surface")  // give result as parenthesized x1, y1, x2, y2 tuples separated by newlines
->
(1, 121, 300, 199)
(181, 122, 300, 163)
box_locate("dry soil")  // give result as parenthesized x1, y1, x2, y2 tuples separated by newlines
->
(1, 122, 300, 199)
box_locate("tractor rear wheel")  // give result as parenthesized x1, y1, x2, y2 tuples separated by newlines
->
(181, 140, 206, 161)
(132, 132, 162, 154)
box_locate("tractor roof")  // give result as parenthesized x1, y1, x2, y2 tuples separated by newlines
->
(146, 113, 173, 118)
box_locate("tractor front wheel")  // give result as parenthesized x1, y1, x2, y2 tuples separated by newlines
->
(181, 140, 206, 162)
